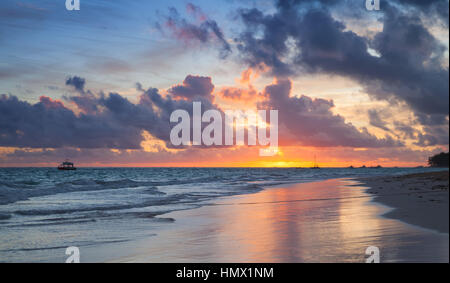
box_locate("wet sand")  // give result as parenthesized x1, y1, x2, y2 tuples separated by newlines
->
(359, 171, 449, 233)
(105, 178, 448, 263)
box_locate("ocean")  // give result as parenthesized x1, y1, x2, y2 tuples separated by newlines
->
(0, 167, 444, 262)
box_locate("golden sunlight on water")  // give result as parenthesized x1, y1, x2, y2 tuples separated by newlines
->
(111, 179, 448, 263)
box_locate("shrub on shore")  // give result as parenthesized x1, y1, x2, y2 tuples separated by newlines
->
(428, 152, 449, 168)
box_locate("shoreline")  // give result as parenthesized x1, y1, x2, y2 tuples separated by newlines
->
(357, 171, 449, 234)
(109, 177, 448, 263)
(1, 169, 448, 262)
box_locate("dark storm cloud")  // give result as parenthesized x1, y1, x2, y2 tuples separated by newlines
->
(393, 121, 417, 140)
(415, 124, 450, 146)
(0, 94, 144, 149)
(395, 0, 449, 25)
(259, 79, 403, 148)
(1, 75, 401, 150)
(275, 0, 448, 23)
(368, 109, 390, 132)
(65, 76, 86, 93)
(168, 75, 214, 101)
(391, 119, 449, 147)
(64, 76, 98, 114)
(368, 5, 448, 115)
(273, 0, 343, 11)
(66, 91, 99, 115)
(236, 3, 448, 114)
(0, 76, 219, 150)
(157, 3, 231, 58)
(233, 0, 448, 145)
(396, 0, 446, 6)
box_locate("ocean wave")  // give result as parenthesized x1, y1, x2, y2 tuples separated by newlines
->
(8, 218, 97, 227)
(0, 239, 131, 253)
(0, 180, 164, 205)
(0, 213, 11, 220)
(11, 192, 194, 216)
(1, 167, 442, 219)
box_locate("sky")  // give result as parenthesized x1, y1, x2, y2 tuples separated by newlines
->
(0, 0, 449, 167)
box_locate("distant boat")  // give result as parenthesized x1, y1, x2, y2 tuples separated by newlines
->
(58, 160, 76, 170)
(311, 155, 320, 169)
(368, 165, 383, 169)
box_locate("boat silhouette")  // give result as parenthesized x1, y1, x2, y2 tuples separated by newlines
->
(58, 160, 76, 170)
(311, 155, 320, 169)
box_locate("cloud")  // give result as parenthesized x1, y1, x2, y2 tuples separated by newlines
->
(415, 124, 450, 146)
(0, 94, 144, 149)
(65, 91, 99, 115)
(217, 86, 258, 101)
(393, 121, 417, 140)
(395, 0, 449, 26)
(168, 75, 215, 101)
(1, 75, 403, 151)
(258, 79, 403, 148)
(65, 76, 86, 93)
(368, 109, 390, 132)
(0, 2, 46, 21)
(0, 76, 221, 150)
(157, 3, 231, 58)
(396, 0, 447, 7)
(367, 5, 448, 116)
(216, 67, 261, 102)
(233, 0, 448, 144)
(64, 76, 98, 114)
(391, 119, 449, 147)
(86, 57, 132, 74)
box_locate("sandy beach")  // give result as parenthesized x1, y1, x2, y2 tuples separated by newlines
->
(1, 169, 448, 263)
(100, 175, 449, 263)
(359, 171, 449, 234)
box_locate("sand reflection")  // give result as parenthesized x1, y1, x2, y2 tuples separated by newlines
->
(122, 179, 448, 262)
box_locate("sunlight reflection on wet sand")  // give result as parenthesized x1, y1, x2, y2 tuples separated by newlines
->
(117, 179, 449, 263)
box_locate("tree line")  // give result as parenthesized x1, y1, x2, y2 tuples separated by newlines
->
(428, 152, 449, 168)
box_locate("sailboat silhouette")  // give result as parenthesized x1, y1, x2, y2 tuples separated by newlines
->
(312, 155, 320, 169)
